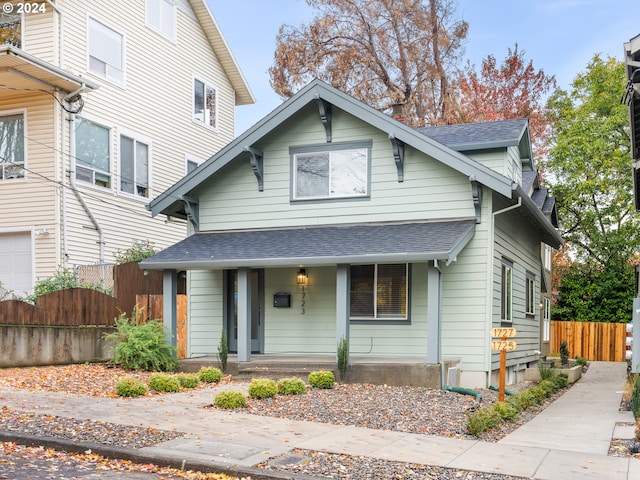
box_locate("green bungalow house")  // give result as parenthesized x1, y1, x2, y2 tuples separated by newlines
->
(141, 79, 561, 388)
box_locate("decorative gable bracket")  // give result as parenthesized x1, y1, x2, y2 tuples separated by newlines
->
(244, 146, 264, 191)
(315, 95, 332, 143)
(389, 133, 405, 182)
(180, 195, 199, 232)
(469, 177, 482, 224)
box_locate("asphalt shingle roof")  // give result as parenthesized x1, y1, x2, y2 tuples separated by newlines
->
(417, 118, 528, 150)
(141, 220, 476, 269)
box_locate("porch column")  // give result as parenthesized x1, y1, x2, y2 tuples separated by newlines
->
(336, 264, 350, 356)
(162, 269, 178, 349)
(426, 261, 442, 364)
(237, 267, 252, 362)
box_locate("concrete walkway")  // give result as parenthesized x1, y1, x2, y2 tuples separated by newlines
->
(0, 362, 638, 479)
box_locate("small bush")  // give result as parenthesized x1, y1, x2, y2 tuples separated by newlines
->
(218, 329, 228, 373)
(538, 379, 557, 397)
(214, 390, 247, 409)
(492, 401, 519, 422)
(538, 362, 556, 381)
(278, 377, 307, 395)
(177, 373, 200, 389)
(466, 407, 501, 437)
(148, 373, 181, 393)
(560, 341, 570, 366)
(103, 311, 178, 372)
(337, 336, 349, 381)
(308, 370, 335, 389)
(553, 372, 569, 389)
(575, 356, 588, 367)
(198, 366, 223, 383)
(115, 377, 147, 397)
(248, 378, 278, 399)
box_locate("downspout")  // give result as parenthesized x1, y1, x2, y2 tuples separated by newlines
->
(487, 184, 522, 382)
(68, 113, 105, 265)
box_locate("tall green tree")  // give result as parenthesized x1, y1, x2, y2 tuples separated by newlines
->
(543, 55, 637, 322)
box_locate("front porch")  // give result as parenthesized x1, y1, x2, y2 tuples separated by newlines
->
(179, 354, 443, 388)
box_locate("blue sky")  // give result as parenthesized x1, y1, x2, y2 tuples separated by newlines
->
(208, 0, 639, 136)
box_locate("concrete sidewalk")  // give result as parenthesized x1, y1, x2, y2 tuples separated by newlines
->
(0, 362, 638, 479)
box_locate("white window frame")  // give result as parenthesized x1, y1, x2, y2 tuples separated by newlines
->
(185, 154, 202, 175)
(543, 297, 551, 342)
(543, 244, 552, 271)
(0, 108, 26, 182)
(118, 129, 152, 200)
(350, 263, 409, 322)
(501, 261, 513, 323)
(74, 116, 113, 190)
(526, 273, 536, 315)
(145, 0, 177, 43)
(192, 76, 218, 130)
(87, 15, 126, 86)
(291, 142, 371, 201)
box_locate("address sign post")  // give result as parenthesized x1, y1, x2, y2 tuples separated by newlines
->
(491, 327, 517, 402)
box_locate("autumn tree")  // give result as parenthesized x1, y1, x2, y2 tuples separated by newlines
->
(542, 55, 637, 322)
(451, 44, 556, 157)
(269, 0, 468, 126)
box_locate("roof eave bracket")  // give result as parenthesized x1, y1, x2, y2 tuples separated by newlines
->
(244, 146, 264, 191)
(180, 195, 199, 233)
(315, 96, 332, 143)
(389, 133, 405, 182)
(469, 176, 483, 224)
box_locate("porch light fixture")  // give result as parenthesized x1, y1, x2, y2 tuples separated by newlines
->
(296, 268, 308, 285)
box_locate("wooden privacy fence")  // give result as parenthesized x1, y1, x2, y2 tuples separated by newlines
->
(550, 320, 628, 361)
(136, 294, 188, 359)
(0, 288, 118, 326)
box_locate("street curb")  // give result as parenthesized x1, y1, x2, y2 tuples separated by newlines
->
(0, 431, 324, 480)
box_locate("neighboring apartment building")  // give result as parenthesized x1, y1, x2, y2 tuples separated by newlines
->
(0, 0, 254, 295)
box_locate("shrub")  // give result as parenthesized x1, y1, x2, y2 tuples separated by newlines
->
(25, 267, 109, 303)
(553, 373, 569, 389)
(308, 370, 335, 389)
(538, 379, 557, 397)
(115, 377, 147, 397)
(114, 240, 158, 264)
(104, 310, 178, 372)
(277, 377, 307, 395)
(214, 390, 247, 409)
(466, 406, 501, 437)
(538, 362, 556, 381)
(575, 356, 588, 367)
(198, 366, 223, 384)
(492, 401, 519, 422)
(148, 373, 180, 393)
(337, 336, 349, 381)
(177, 373, 200, 389)
(560, 341, 570, 366)
(632, 374, 640, 419)
(248, 378, 278, 399)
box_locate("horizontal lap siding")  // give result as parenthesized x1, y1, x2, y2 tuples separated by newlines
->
(198, 107, 475, 231)
(491, 194, 542, 369)
(188, 270, 223, 357)
(57, 0, 236, 265)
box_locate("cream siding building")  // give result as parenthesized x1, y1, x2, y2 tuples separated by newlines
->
(0, 0, 254, 296)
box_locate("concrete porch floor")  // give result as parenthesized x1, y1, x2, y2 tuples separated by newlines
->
(179, 354, 442, 388)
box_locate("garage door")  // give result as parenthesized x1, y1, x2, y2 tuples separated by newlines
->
(0, 231, 33, 296)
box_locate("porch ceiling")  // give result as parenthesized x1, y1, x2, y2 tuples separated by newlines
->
(140, 219, 477, 270)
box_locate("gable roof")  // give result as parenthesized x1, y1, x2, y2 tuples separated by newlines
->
(189, 0, 254, 106)
(418, 119, 534, 171)
(147, 78, 514, 218)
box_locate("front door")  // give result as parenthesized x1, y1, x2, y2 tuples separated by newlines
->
(226, 269, 263, 353)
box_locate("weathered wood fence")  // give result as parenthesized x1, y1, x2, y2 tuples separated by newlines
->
(136, 294, 188, 359)
(550, 320, 629, 362)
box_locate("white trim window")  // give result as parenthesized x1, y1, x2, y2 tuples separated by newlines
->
(146, 0, 176, 42)
(350, 264, 408, 321)
(120, 133, 150, 198)
(543, 297, 551, 342)
(185, 155, 201, 175)
(543, 244, 552, 271)
(0, 111, 25, 180)
(501, 261, 513, 323)
(193, 78, 217, 129)
(88, 16, 125, 85)
(293, 147, 369, 200)
(75, 117, 111, 188)
(526, 272, 535, 315)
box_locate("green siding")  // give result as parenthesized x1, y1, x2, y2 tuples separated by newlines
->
(196, 106, 475, 232)
(187, 270, 223, 357)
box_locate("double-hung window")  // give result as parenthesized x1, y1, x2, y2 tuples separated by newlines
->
(0, 112, 24, 180)
(501, 260, 513, 323)
(88, 17, 125, 84)
(75, 117, 111, 188)
(350, 264, 408, 321)
(193, 78, 217, 129)
(120, 134, 149, 198)
(292, 142, 370, 200)
(146, 0, 176, 41)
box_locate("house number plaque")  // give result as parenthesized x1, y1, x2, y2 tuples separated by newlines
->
(491, 327, 517, 402)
